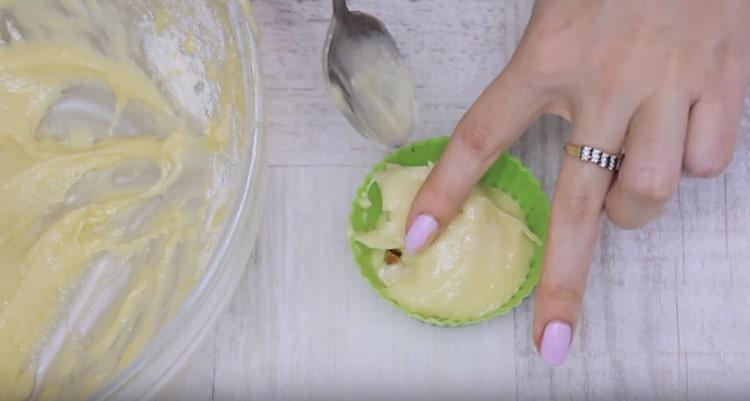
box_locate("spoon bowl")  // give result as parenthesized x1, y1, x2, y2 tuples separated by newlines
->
(323, 0, 415, 149)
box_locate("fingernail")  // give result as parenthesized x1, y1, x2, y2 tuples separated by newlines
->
(404, 214, 438, 254)
(540, 320, 571, 368)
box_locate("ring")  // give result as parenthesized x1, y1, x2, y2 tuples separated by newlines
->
(564, 143, 623, 171)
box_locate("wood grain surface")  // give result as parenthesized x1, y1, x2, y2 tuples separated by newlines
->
(157, 1, 750, 400)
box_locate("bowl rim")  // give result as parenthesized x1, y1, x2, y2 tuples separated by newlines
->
(94, 1, 265, 399)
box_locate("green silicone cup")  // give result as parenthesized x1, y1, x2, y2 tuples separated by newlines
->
(349, 136, 550, 326)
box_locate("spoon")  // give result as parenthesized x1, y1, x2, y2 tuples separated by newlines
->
(323, 0, 415, 149)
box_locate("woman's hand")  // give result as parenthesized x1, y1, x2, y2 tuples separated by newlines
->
(403, 0, 750, 367)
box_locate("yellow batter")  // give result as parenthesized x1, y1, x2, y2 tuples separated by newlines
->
(0, 1, 241, 400)
(352, 165, 540, 320)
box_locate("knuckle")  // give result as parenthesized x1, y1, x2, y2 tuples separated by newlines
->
(684, 152, 732, 178)
(713, 39, 743, 70)
(536, 282, 584, 310)
(513, 31, 571, 83)
(705, 39, 748, 83)
(605, 204, 650, 230)
(577, 81, 633, 123)
(621, 167, 677, 203)
(588, 79, 628, 108)
(518, 50, 564, 82)
(662, 46, 689, 75)
(455, 125, 495, 161)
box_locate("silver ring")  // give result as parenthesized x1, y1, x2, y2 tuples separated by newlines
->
(564, 143, 623, 171)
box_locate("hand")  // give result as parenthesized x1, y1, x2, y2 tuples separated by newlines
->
(403, 0, 750, 366)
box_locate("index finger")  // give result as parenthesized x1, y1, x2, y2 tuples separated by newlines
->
(403, 71, 544, 253)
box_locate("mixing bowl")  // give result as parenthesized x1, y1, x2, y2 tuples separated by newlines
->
(0, 1, 264, 400)
(99, 4, 264, 399)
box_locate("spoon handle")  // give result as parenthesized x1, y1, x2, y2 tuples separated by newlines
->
(332, 0, 348, 16)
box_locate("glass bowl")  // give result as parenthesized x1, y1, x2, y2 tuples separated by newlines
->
(97, 2, 265, 400)
(0, 1, 264, 400)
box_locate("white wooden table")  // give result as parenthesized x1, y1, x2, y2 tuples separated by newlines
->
(157, 1, 750, 400)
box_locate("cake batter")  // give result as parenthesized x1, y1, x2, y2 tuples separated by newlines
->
(352, 165, 540, 320)
(0, 1, 237, 399)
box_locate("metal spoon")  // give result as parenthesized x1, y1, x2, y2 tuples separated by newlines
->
(323, 0, 415, 149)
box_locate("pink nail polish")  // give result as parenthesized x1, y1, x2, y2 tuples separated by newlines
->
(540, 320, 571, 367)
(404, 214, 438, 254)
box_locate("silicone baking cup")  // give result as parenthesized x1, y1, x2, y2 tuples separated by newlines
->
(349, 136, 550, 326)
